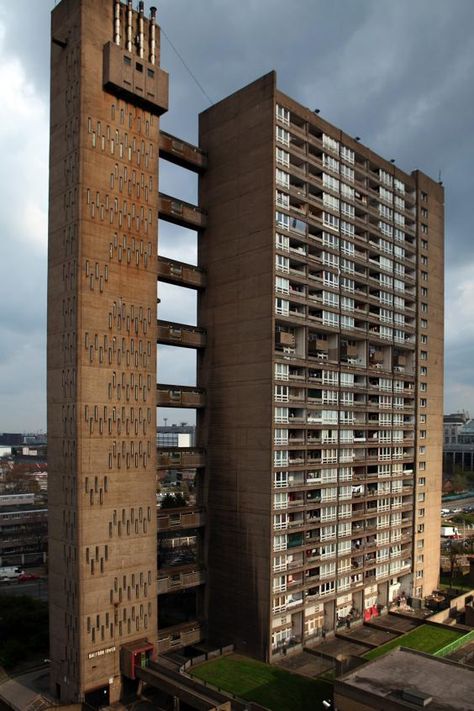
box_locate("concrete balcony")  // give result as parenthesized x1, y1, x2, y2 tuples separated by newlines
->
(159, 131, 207, 173)
(157, 256, 206, 289)
(157, 447, 205, 470)
(157, 384, 206, 409)
(157, 507, 206, 532)
(158, 193, 207, 230)
(157, 566, 206, 595)
(157, 320, 206, 349)
(156, 621, 203, 654)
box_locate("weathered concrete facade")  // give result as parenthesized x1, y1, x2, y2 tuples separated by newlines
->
(48, 0, 167, 702)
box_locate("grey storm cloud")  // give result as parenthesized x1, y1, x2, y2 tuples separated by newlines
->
(1, 0, 474, 428)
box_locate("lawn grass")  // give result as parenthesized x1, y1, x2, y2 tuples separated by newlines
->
(191, 654, 333, 711)
(364, 624, 464, 661)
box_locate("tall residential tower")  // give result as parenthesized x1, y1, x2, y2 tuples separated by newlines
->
(199, 73, 443, 660)
(48, 0, 167, 702)
(48, 1, 444, 702)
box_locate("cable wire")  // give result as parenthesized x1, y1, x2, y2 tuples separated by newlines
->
(161, 27, 214, 106)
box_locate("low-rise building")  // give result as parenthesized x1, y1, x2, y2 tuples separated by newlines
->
(334, 647, 474, 710)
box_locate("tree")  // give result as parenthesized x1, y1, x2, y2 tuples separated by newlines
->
(161, 492, 187, 509)
(447, 542, 465, 588)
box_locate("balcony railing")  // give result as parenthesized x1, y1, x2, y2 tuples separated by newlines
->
(157, 507, 206, 532)
(156, 621, 202, 654)
(157, 384, 206, 408)
(157, 256, 206, 289)
(159, 131, 207, 173)
(157, 567, 205, 595)
(158, 193, 207, 229)
(157, 448, 205, 470)
(157, 320, 206, 348)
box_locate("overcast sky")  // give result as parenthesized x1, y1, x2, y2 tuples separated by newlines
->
(0, 0, 473, 431)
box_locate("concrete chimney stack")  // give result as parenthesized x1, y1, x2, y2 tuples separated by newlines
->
(113, 0, 121, 46)
(138, 1, 145, 59)
(149, 7, 157, 65)
(126, 0, 133, 52)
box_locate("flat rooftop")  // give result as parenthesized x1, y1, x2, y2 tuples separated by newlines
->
(335, 648, 474, 710)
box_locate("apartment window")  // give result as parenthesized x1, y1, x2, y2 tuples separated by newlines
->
(340, 164, 354, 182)
(420, 350, 428, 360)
(276, 126, 290, 146)
(421, 303, 428, 313)
(323, 212, 339, 231)
(421, 255, 428, 266)
(340, 220, 355, 237)
(420, 430, 426, 439)
(322, 134, 340, 154)
(276, 168, 290, 188)
(276, 232, 289, 251)
(274, 407, 289, 423)
(379, 221, 393, 237)
(341, 296, 354, 312)
(420, 398, 427, 407)
(274, 451, 288, 467)
(276, 211, 290, 231)
(274, 385, 288, 402)
(419, 446, 426, 455)
(276, 190, 290, 208)
(416, 569, 424, 579)
(276, 104, 290, 125)
(421, 224, 428, 234)
(421, 208, 428, 219)
(323, 154, 339, 172)
(420, 383, 427, 392)
(418, 477, 426, 486)
(394, 178, 405, 193)
(419, 461, 426, 470)
(421, 240, 428, 251)
(421, 335, 428, 344)
(421, 191, 428, 202)
(276, 147, 290, 167)
(341, 145, 355, 164)
(417, 524, 424, 533)
(323, 193, 341, 214)
(341, 183, 354, 200)
(275, 255, 290, 274)
(275, 276, 290, 294)
(420, 319, 428, 328)
(323, 311, 339, 327)
(341, 276, 354, 292)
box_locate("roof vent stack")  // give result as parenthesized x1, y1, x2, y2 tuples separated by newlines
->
(113, 0, 121, 46)
(149, 6, 157, 65)
(137, 1, 145, 58)
(126, 0, 133, 52)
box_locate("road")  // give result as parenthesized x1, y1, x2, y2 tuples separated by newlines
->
(442, 495, 474, 511)
(0, 578, 48, 601)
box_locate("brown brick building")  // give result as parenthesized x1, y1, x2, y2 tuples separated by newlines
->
(48, 0, 444, 703)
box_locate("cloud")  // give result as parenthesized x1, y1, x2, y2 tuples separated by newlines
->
(0, 18, 48, 430)
(1, 0, 474, 427)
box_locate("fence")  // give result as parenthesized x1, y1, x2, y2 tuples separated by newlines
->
(434, 628, 474, 658)
(179, 644, 235, 673)
(179, 646, 269, 711)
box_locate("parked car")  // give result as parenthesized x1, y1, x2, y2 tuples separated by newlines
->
(17, 572, 40, 582)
